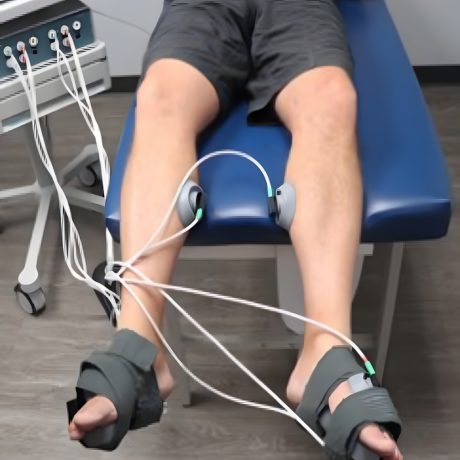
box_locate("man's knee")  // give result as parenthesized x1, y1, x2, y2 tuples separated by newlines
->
(136, 70, 190, 126)
(136, 60, 219, 133)
(315, 70, 357, 123)
(277, 67, 357, 134)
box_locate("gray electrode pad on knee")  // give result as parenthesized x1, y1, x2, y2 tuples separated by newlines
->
(67, 329, 164, 451)
(275, 183, 296, 231)
(176, 179, 206, 227)
(176, 179, 295, 231)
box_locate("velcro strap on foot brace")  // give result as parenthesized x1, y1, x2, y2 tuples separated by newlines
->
(67, 329, 163, 451)
(296, 347, 364, 436)
(324, 387, 401, 459)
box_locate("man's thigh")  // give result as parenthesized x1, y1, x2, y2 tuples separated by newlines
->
(248, 0, 353, 123)
(141, 0, 253, 116)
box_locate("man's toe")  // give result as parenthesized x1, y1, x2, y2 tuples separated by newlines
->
(68, 420, 85, 440)
(359, 424, 397, 458)
(71, 396, 118, 433)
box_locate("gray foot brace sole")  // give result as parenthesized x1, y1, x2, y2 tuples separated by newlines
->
(296, 347, 402, 460)
(67, 329, 164, 451)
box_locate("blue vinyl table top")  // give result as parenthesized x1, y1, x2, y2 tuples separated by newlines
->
(106, 0, 452, 245)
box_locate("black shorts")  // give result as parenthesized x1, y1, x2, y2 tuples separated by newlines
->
(142, 0, 353, 123)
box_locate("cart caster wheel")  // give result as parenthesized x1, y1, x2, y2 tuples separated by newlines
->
(92, 261, 119, 327)
(14, 284, 46, 316)
(78, 162, 101, 187)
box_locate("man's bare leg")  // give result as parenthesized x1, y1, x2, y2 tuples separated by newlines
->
(276, 67, 402, 460)
(69, 59, 219, 440)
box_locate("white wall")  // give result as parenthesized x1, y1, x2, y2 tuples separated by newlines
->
(0, 0, 62, 22)
(83, 0, 460, 77)
(386, 0, 460, 66)
(82, 0, 163, 76)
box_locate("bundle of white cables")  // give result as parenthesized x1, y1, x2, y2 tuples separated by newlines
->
(8, 34, 374, 448)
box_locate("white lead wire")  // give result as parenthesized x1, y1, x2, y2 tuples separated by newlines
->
(159, 286, 325, 446)
(11, 53, 120, 314)
(118, 280, 294, 420)
(112, 264, 366, 362)
(60, 34, 115, 268)
(118, 149, 274, 278)
(11, 46, 369, 448)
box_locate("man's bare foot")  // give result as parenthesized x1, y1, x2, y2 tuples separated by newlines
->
(68, 349, 174, 441)
(287, 334, 403, 460)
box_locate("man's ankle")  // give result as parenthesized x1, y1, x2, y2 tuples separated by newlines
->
(302, 329, 349, 356)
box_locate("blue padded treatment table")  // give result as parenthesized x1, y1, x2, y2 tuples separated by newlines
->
(106, 0, 452, 246)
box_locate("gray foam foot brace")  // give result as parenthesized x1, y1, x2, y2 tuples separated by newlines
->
(296, 347, 401, 460)
(67, 329, 164, 451)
